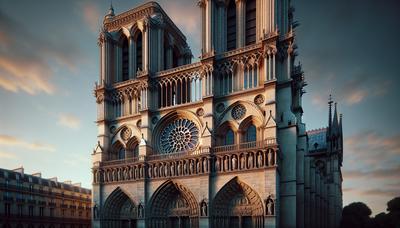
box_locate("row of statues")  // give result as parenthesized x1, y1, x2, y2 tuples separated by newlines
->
(94, 150, 276, 183)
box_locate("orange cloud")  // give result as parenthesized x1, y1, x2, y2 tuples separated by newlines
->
(57, 113, 81, 130)
(0, 151, 17, 159)
(0, 134, 55, 152)
(82, 2, 101, 33)
(0, 10, 81, 95)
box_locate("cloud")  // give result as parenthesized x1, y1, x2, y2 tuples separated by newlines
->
(0, 134, 55, 152)
(344, 187, 399, 198)
(344, 166, 400, 180)
(81, 2, 101, 33)
(57, 113, 81, 130)
(0, 10, 80, 95)
(0, 151, 17, 159)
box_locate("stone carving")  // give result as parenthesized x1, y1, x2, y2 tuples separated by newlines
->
(160, 119, 199, 153)
(110, 126, 116, 134)
(215, 158, 220, 172)
(170, 163, 175, 176)
(240, 156, 246, 169)
(120, 127, 132, 141)
(203, 158, 208, 172)
(248, 153, 254, 168)
(232, 156, 238, 170)
(138, 204, 144, 218)
(254, 94, 265, 105)
(231, 104, 246, 120)
(196, 108, 204, 116)
(257, 153, 263, 167)
(136, 120, 142, 128)
(216, 103, 225, 113)
(266, 196, 275, 215)
(200, 201, 207, 216)
(151, 116, 158, 124)
(190, 160, 194, 174)
(224, 156, 229, 171)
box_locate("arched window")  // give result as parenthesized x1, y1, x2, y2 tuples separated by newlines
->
(133, 145, 139, 157)
(245, 124, 256, 142)
(225, 129, 235, 145)
(136, 32, 143, 71)
(121, 36, 129, 81)
(226, 0, 236, 51)
(118, 148, 125, 160)
(245, 0, 256, 45)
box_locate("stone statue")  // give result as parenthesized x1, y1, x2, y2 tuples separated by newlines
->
(266, 197, 274, 215)
(138, 204, 143, 218)
(148, 166, 152, 178)
(183, 161, 187, 175)
(171, 163, 175, 176)
(177, 162, 182, 175)
(139, 166, 143, 178)
(203, 158, 208, 172)
(93, 203, 98, 219)
(224, 157, 229, 171)
(201, 201, 207, 216)
(165, 163, 169, 177)
(190, 160, 194, 174)
(268, 151, 272, 166)
(248, 154, 253, 168)
(232, 156, 237, 170)
(240, 156, 246, 169)
(215, 158, 220, 172)
(197, 160, 201, 173)
(257, 153, 263, 167)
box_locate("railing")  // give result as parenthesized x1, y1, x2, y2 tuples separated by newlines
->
(213, 138, 277, 153)
(147, 147, 210, 161)
(100, 156, 141, 166)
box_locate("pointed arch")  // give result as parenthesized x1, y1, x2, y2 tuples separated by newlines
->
(211, 177, 264, 228)
(148, 180, 199, 227)
(226, 0, 237, 51)
(110, 140, 124, 161)
(101, 187, 137, 227)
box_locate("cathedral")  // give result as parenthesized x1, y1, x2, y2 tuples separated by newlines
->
(91, 1, 343, 227)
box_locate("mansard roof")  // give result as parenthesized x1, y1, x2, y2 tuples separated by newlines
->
(307, 128, 327, 153)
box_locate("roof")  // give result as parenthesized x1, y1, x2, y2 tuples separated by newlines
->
(307, 128, 327, 153)
(0, 167, 91, 194)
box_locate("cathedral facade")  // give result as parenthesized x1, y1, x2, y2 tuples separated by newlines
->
(91, 1, 343, 227)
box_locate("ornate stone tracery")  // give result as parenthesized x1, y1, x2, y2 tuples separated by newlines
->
(159, 119, 199, 154)
(231, 104, 247, 120)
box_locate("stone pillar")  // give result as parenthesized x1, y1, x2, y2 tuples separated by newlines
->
(236, 0, 245, 48)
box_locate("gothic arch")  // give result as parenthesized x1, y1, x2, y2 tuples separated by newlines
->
(152, 110, 203, 154)
(148, 180, 199, 228)
(211, 177, 264, 228)
(101, 187, 138, 227)
(111, 125, 141, 145)
(110, 140, 124, 161)
(216, 100, 264, 127)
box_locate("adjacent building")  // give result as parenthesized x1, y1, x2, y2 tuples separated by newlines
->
(0, 167, 91, 228)
(92, 1, 343, 227)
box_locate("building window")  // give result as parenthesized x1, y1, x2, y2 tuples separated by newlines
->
(118, 148, 125, 160)
(39, 207, 44, 217)
(136, 32, 143, 71)
(226, 0, 237, 51)
(5, 203, 11, 216)
(121, 36, 129, 81)
(245, 124, 257, 142)
(50, 208, 54, 217)
(18, 205, 23, 216)
(245, 0, 256, 45)
(71, 210, 75, 217)
(29, 206, 34, 216)
(225, 129, 235, 145)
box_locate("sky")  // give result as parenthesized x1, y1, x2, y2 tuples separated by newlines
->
(0, 0, 399, 216)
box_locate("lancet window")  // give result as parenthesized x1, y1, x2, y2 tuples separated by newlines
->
(121, 37, 129, 81)
(245, 0, 257, 45)
(226, 0, 237, 51)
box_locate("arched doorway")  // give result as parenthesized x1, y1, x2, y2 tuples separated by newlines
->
(148, 180, 199, 228)
(211, 177, 264, 228)
(101, 187, 137, 228)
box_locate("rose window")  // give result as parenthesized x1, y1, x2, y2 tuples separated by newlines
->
(160, 119, 199, 153)
(231, 104, 246, 120)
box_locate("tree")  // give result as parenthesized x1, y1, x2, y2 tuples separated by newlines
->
(340, 202, 372, 228)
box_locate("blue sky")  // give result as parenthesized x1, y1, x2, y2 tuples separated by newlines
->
(0, 0, 399, 215)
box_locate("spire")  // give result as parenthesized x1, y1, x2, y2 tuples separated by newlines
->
(339, 113, 343, 135)
(332, 102, 339, 135)
(328, 94, 333, 134)
(105, 1, 115, 19)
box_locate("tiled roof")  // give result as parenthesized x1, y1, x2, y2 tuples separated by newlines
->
(307, 128, 327, 152)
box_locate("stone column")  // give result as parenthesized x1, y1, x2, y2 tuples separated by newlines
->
(236, 0, 245, 48)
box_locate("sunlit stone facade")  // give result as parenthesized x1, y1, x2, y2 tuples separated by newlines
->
(92, 1, 343, 227)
